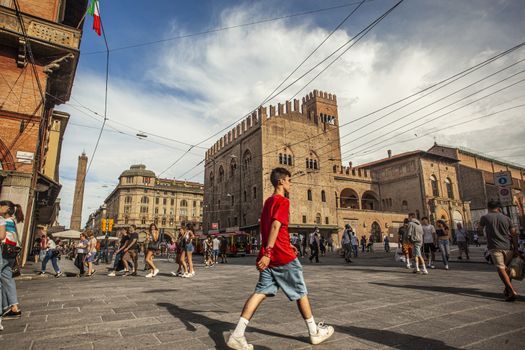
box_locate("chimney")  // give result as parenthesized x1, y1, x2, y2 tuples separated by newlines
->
(387, 150, 392, 158)
(348, 161, 353, 169)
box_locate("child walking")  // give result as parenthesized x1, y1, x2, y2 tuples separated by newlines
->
(227, 168, 334, 350)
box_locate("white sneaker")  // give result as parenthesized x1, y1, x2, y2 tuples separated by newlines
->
(170, 271, 178, 276)
(406, 264, 411, 269)
(310, 322, 334, 345)
(226, 333, 253, 350)
(145, 272, 153, 278)
(153, 269, 159, 277)
(182, 273, 190, 278)
(421, 269, 429, 275)
(0, 317, 3, 331)
(445, 265, 449, 270)
(107, 271, 116, 277)
(190, 271, 195, 277)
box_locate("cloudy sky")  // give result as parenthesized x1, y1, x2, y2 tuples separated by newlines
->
(57, 0, 525, 226)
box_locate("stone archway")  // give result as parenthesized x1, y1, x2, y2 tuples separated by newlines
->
(340, 188, 359, 209)
(361, 191, 380, 211)
(452, 210, 463, 227)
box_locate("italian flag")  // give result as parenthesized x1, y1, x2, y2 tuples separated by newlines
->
(87, 0, 101, 36)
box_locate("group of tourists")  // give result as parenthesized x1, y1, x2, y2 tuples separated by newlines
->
(202, 234, 229, 266)
(0, 200, 24, 331)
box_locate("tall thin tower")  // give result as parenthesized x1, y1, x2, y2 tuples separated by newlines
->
(70, 152, 88, 230)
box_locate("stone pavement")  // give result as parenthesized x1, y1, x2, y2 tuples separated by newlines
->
(1, 246, 524, 350)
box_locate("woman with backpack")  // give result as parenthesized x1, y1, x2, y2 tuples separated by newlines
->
(0, 200, 23, 320)
(145, 223, 160, 278)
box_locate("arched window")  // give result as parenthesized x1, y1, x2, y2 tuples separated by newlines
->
(180, 200, 188, 207)
(306, 152, 319, 170)
(287, 155, 292, 165)
(321, 190, 326, 202)
(140, 196, 149, 204)
(230, 158, 237, 177)
(279, 153, 283, 164)
(307, 189, 312, 201)
(243, 150, 252, 175)
(218, 166, 224, 183)
(430, 175, 439, 197)
(209, 171, 214, 185)
(243, 190, 247, 202)
(402, 200, 408, 212)
(445, 178, 454, 199)
(125, 196, 132, 204)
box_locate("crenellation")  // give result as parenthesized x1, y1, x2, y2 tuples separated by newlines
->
(236, 124, 241, 138)
(269, 105, 276, 117)
(257, 106, 267, 120)
(285, 100, 292, 114)
(277, 103, 284, 115)
(293, 99, 300, 112)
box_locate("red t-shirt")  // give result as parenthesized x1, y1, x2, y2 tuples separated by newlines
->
(257, 194, 296, 267)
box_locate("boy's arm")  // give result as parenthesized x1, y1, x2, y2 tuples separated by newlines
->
(257, 219, 281, 271)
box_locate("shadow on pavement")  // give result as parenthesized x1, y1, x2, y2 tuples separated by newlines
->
(369, 282, 513, 301)
(335, 324, 462, 350)
(157, 302, 307, 349)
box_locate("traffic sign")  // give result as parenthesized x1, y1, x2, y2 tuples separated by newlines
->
(494, 171, 512, 187)
(498, 186, 513, 206)
(211, 223, 219, 230)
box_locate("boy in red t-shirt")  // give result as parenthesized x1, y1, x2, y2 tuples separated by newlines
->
(227, 168, 334, 350)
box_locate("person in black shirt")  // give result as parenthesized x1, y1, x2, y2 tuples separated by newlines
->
(123, 225, 139, 276)
(108, 228, 130, 276)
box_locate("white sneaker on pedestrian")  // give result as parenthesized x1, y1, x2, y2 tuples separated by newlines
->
(445, 265, 449, 270)
(182, 273, 190, 278)
(170, 271, 178, 276)
(145, 272, 153, 278)
(0, 317, 3, 331)
(107, 271, 116, 277)
(421, 269, 429, 275)
(406, 264, 411, 269)
(310, 322, 334, 345)
(226, 333, 253, 350)
(153, 269, 159, 277)
(190, 271, 195, 277)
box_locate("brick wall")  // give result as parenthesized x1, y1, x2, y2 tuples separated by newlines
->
(18, 0, 60, 22)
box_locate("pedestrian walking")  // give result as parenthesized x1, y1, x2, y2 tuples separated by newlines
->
(39, 233, 62, 277)
(399, 219, 412, 269)
(383, 235, 390, 252)
(421, 217, 437, 269)
(360, 235, 366, 253)
(436, 220, 451, 270)
(473, 232, 480, 247)
(291, 233, 301, 255)
(85, 230, 97, 277)
(319, 236, 326, 256)
(479, 200, 519, 301)
(204, 235, 214, 267)
(145, 223, 160, 278)
(32, 230, 42, 264)
(351, 231, 359, 258)
(122, 225, 139, 276)
(183, 224, 196, 277)
(327, 236, 333, 253)
(0, 201, 23, 319)
(301, 233, 308, 258)
(212, 235, 220, 264)
(407, 213, 428, 275)
(455, 223, 470, 260)
(227, 168, 333, 350)
(74, 233, 88, 277)
(309, 232, 320, 263)
(108, 228, 130, 276)
(341, 225, 353, 263)
(0, 213, 7, 331)
(220, 235, 228, 263)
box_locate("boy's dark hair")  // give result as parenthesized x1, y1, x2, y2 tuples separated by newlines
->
(487, 200, 501, 209)
(421, 216, 429, 221)
(403, 218, 409, 224)
(408, 212, 415, 218)
(270, 167, 291, 187)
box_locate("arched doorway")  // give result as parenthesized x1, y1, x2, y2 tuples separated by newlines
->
(371, 221, 381, 242)
(340, 188, 359, 209)
(452, 210, 463, 229)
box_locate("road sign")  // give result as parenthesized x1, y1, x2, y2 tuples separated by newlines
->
(498, 186, 513, 206)
(494, 171, 512, 187)
(211, 223, 219, 230)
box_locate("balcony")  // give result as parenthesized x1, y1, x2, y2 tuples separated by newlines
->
(0, 5, 83, 103)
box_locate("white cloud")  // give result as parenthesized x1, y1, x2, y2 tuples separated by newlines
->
(58, 0, 525, 225)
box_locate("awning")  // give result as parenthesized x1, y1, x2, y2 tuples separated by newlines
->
(52, 229, 82, 239)
(34, 172, 62, 225)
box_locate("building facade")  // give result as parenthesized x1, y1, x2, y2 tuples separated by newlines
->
(203, 90, 472, 244)
(0, 0, 89, 263)
(88, 165, 204, 241)
(429, 143, 525, 228)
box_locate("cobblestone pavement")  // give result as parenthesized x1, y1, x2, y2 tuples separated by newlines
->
(1, 246, 524, 349)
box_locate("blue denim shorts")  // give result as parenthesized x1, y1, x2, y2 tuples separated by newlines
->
(254, 258, 308, 301)
(185, 243, 194, 253)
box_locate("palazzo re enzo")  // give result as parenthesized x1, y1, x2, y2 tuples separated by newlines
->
(203, 90, 525, 243)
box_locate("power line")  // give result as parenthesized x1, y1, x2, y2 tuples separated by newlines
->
(177, 0, 405, 178)
(82, 1, 375, 55)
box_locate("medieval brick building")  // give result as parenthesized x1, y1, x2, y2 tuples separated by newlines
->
(203, 90, 472, 245)
(0, 0, 89, 263)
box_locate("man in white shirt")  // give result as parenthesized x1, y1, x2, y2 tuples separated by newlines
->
(421, 217, 437, 269)
(212, 236, 220, 264)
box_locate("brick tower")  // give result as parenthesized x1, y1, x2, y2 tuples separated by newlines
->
(70, 152, 88, 230)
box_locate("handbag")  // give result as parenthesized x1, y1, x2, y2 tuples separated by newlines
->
(2, 244, 21, 259)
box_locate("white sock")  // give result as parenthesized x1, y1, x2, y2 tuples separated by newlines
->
(305, 316, 317, 335)
(232, 317, 249, 337)
(415, 260, 419, 270)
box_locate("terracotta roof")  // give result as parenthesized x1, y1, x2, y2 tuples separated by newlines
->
(359, 150, 458, 168)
